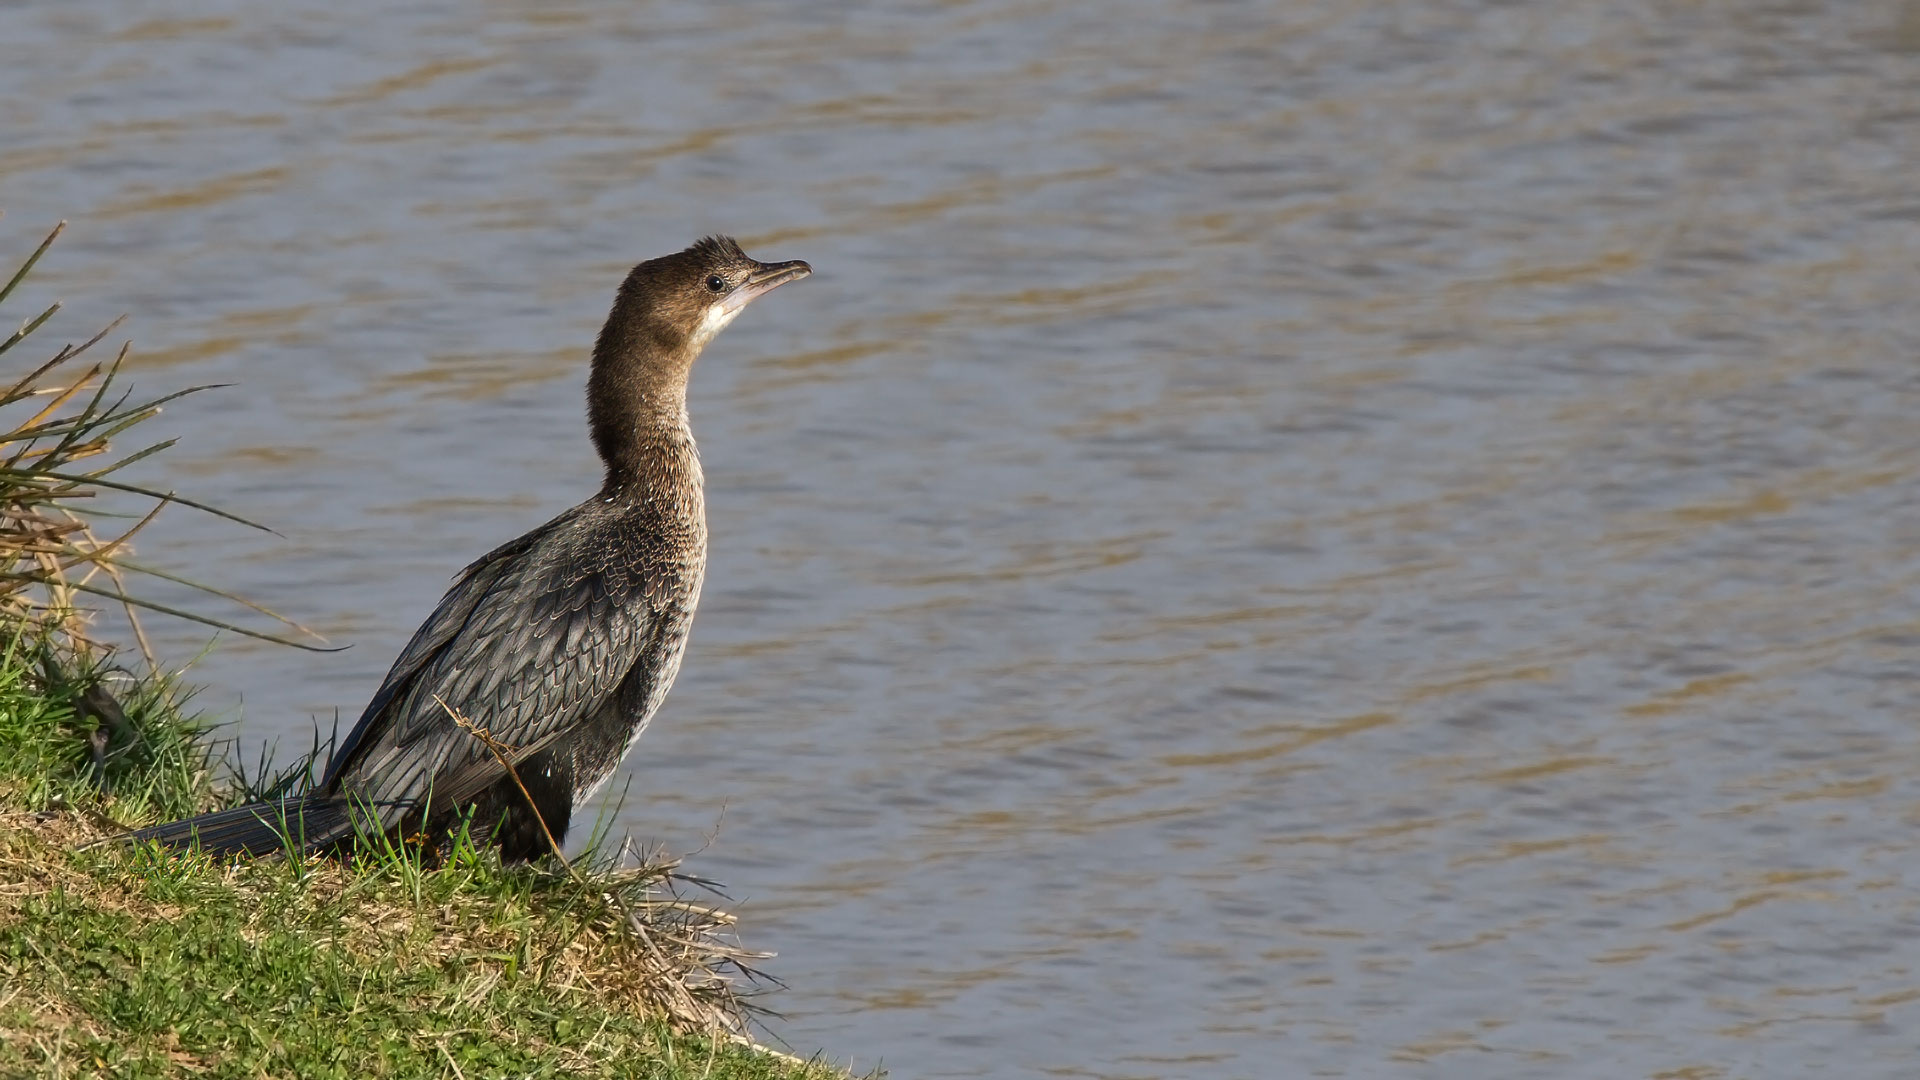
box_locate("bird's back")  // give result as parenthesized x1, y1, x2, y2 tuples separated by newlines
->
(327, 470, 706, 830)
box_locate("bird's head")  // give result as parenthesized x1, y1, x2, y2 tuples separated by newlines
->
(608, 235, 812, 359)
(589, 237, 811, 476)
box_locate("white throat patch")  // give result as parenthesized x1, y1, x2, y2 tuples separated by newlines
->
(689, 304, 744, 351)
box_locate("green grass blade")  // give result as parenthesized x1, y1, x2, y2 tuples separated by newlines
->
(77, 437, 176, 479)
(5, 573, 344, 651)
(0, 221, 62, 308)
(111, 557, 327, 640)
(13, 469, 277, 533)
(0, 301, 60, 358)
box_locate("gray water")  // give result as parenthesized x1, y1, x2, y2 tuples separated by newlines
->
(7, 1, 1920, 1076)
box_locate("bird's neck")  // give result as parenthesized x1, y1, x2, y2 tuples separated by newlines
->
(591, 397, 703, 496)
(586, 321, 706, 487)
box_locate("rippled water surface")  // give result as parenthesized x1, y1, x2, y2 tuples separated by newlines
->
(8, 1, 1920, 1076)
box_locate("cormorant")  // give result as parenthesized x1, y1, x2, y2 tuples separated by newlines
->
(131, 236, 810, 860)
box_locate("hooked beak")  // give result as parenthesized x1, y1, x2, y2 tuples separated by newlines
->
(719, 258, 812, 315)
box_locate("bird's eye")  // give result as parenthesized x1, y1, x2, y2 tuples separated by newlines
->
(706, 275, 727, 293)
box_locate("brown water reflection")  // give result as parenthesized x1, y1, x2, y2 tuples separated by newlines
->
(7, 0, 1920, 1076)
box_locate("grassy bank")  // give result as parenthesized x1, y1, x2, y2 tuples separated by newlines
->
(0, 223, 860, 1079)
(0, 649, 852, 1080)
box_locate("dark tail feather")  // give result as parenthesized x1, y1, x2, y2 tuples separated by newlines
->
(125, 796, 360, 857)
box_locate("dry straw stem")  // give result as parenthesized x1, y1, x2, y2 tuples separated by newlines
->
(0, 219, 329, 666)
(434, 695, 798, 1055)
